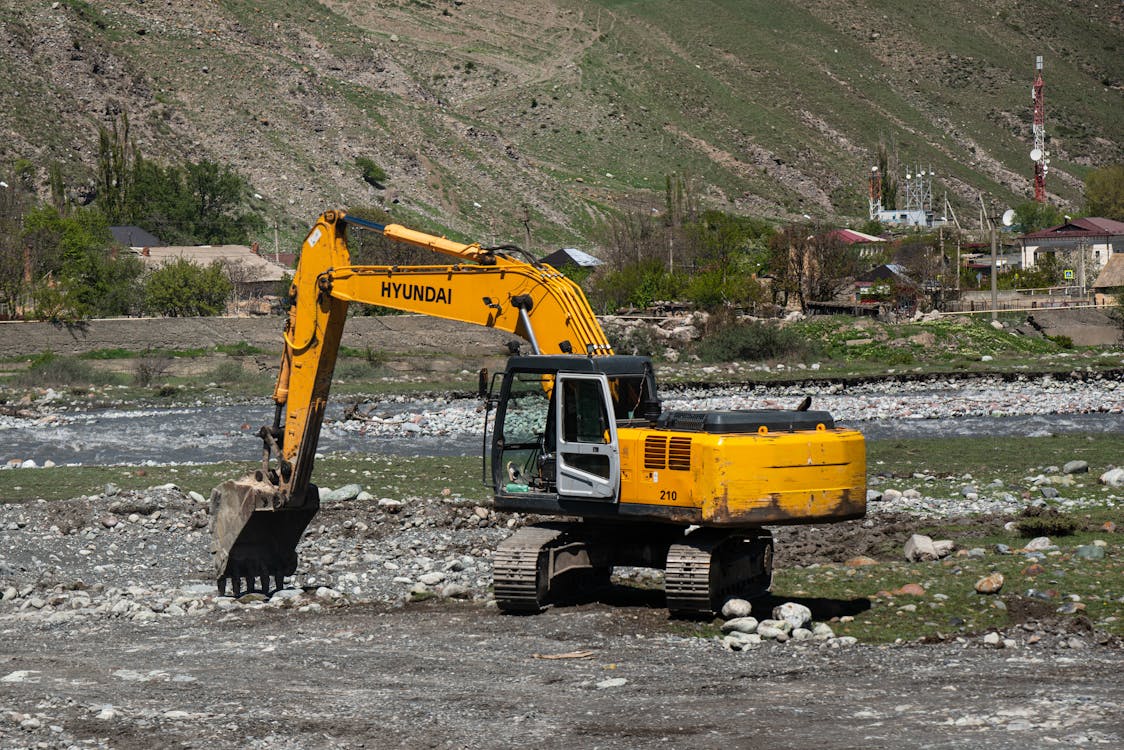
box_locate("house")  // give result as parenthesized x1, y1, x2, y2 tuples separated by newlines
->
(854, 264, 919, 311)
(827, 228, 887, 260)
(110, 226, 165, 248)
(129, 243, 289, 301)
(1018, 217, 1124, 272)
(540, 247, 603, 270)
(1091, 254, 1124, 306)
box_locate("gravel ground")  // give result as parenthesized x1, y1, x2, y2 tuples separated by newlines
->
(2, 475, 1123, 749)
(2, 372, 1123, 749)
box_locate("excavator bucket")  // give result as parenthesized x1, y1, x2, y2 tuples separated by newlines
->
(209, 474, 319, 596)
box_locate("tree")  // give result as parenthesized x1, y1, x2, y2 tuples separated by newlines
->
(19, 205, 142, 319)
(143, 258, 232, 316)
(877, 141, 898, 209)
(1011, 201, 1065, 233)
(0, 176, 28, 317)
(1084, 164, 1124, 220)
(767, 223, 860, 312)
(96, 112, 137, 224)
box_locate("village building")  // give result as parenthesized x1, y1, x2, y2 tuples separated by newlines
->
(1091, 254, 1124, 306)
(540, 247, 604, 270)
(1018, 217, 1124, 274)
(127, 243, 290, 312)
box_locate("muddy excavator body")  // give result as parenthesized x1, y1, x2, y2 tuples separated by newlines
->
(210, 211, 866, 613)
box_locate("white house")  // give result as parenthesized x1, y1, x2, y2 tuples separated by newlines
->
(1018, 217, 1124, 272)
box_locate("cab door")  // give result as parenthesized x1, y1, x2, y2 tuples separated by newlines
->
(553, 373, 619, 499)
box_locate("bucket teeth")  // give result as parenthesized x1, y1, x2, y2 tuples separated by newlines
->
(215, 571, 287, 599)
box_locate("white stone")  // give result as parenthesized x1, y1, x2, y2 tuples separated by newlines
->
(772, 602, 812, 630)
(812, 623, 835, 640)
(720, 617, 758, 635)
(904, 534, 938, 562)
(1099, 468, 1124, 488)
(720, 598, 753, 619)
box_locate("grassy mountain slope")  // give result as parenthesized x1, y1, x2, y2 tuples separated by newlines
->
(0, 0, 1120, 251)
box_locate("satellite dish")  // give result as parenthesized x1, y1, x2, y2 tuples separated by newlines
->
(1002, 209, 1016, 227)
(1030, 148, 1043, 162)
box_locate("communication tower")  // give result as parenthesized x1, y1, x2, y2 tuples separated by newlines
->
(1031, 56, 1047, 202)
(868, 166, 882, 220)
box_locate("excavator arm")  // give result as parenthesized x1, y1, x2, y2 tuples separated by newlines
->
(210, 210, 611, 594)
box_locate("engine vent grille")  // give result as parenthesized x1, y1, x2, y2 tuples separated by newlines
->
(644, 435, 692, 471)
(668, 437, 692, 470)
(644, 436, 666, 470)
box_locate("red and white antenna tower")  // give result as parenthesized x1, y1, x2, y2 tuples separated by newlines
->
(868, 166, 882, 220)
(1031, 56, 1047, 202)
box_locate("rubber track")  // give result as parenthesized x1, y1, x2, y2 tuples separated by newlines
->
(492, 524, 563, 612)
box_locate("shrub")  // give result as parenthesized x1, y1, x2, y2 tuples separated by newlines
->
(1016, 503, 1079, 537)
(694, 320, 807, 363)
(133, 349, 173, 386)
(611, 325, 662, 358)
(206, 360, 248, 384)
(356, 157, 387, 188)
(142, 258, 232, 316)
(15, 352, 120, 387)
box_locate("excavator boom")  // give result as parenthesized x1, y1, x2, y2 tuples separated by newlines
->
(211, 210, 612, 593)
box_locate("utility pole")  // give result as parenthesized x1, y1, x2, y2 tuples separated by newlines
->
(990, 216, 999, 321)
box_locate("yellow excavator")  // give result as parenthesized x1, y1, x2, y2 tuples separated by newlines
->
(210, 210, 866, 615)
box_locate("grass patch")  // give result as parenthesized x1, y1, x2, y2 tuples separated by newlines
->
(868, 433, 1120, 487)
(14, 353, 125, 388)
(214, 342, 264, 356)
(0, 454, 489, 506)
(775, 531, 1122, 642)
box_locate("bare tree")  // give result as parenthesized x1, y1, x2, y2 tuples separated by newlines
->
(0, 181, 26, 317)
(768, 223, 860, 312)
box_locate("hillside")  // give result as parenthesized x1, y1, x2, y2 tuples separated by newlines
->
(1, 0, 1121, 251)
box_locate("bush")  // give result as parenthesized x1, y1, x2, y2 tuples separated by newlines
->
(15, 352, 120, 387)
(1015, 514, 1078, 538)
(206, 360, 248, 384)
(143, 258, 232, 316)
(695, 320, 807, 363)
(611, 325, 662, 357)
(356, 157, 387, 188)
(133, 350, 173, 387)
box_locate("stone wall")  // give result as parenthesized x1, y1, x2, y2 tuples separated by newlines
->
(0, 315, 516, 358)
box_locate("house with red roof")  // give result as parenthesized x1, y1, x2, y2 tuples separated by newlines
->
(1018, 217, 1124, 272)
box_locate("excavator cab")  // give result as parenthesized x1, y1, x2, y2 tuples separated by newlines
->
(489, 355, 658, 503)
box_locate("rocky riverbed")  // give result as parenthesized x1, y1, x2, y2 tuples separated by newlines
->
(2, 370, 1123, 748)
(3, 372, 1122, 468)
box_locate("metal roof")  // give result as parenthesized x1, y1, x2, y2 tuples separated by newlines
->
(1021, 217, 1124, 241)
(130, 245, 289, 283)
